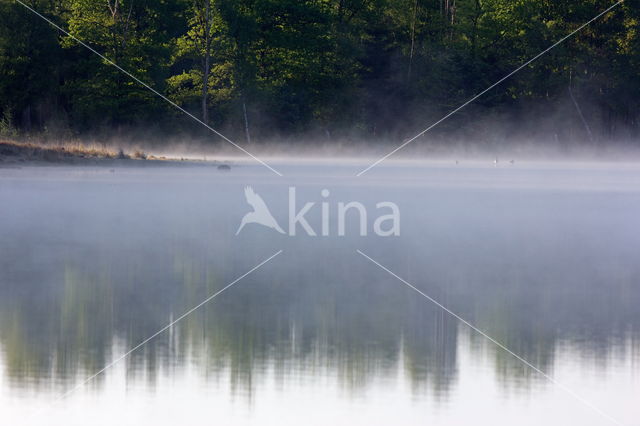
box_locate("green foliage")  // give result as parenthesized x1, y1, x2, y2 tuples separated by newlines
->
(0, 108, 17, 138)
(0, 0, 62, 131)
(60, 0, 178, 128)
(0, 0, 638, 141)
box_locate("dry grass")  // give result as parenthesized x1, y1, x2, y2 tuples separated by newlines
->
(55, 141, 120, 158)
(132, 149, 147, 160)
(0, 139, 154, 163)
(0, 139, 117, 158)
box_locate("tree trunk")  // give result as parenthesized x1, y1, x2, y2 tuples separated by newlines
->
(201, 0, 211, 124)
(569, 86, 594, 143)
(407, 0, 418, 81)
(242, 96, 251, 144)
(202, 51, 210, 124)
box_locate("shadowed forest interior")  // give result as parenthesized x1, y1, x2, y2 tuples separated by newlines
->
(0, 0, 639, 150)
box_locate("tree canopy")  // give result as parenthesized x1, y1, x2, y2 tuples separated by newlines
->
(0, 0, 638, 146)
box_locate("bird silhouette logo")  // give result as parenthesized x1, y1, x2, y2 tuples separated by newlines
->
(236, 186, 285, 235)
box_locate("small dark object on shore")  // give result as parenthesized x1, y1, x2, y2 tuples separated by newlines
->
(117, 149, 127, 159)
(218, 164, 231, 171)
(133, 150, 147, 160)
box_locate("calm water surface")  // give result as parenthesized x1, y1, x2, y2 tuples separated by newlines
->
(1, 161, 639, 425)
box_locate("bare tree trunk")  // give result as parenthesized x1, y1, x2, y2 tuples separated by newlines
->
(202, 52, 210, 124)
(448, 0, 456, 40)
(201, 0, 211, 124)
(242, 96, 251, 144)
(569, 86, 594, 143)
(470, 0, 481, 56)
(407, 0, 418, 80)
(107, 0, 119, 18)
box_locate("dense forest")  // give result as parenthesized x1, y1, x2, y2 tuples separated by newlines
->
(0, 0, 639, 148)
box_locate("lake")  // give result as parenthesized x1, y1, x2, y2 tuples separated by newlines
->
(1, 161, 639, 425)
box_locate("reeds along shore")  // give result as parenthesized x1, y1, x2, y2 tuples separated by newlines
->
(0, 140, 160, 164)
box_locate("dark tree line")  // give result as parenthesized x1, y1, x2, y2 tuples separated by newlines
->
(0, 0, 639, 145)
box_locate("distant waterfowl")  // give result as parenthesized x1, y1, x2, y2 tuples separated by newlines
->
(218, 164, 231, 171)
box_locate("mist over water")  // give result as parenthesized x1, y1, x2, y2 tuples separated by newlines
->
(1, 161, 639, 425)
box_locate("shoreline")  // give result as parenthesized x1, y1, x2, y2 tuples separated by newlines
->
(0, 140, 230, 168)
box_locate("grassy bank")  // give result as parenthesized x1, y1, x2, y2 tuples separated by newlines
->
(0, 139, 168, 165)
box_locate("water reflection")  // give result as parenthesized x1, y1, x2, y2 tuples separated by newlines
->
(1, 240, 465, 398)
(0, 164, 639, 424)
